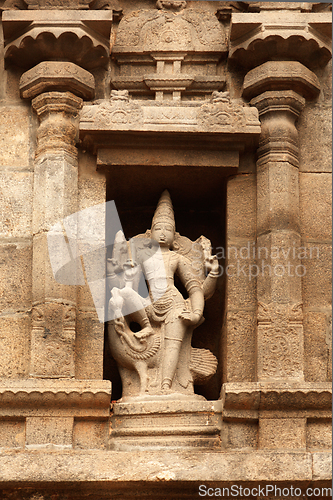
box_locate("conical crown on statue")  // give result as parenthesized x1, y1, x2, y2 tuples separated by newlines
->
(152, 190, 175, 229)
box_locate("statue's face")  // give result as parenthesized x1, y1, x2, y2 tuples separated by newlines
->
(151, 222, 175, 248)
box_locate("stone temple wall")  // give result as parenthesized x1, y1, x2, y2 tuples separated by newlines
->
(0, 0, 331, 498)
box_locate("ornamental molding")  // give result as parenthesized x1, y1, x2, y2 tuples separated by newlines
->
(80, 90, 261, 136)
(2, 9, 113, 70)
(0, 379, 112, 417)
(221, 382, 332, 411)
(229, 11, 332, 69)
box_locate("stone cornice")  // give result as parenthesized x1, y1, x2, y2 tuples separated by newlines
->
(2, 10, 112, 70)
(0, 379, 111, 417)
(229, 12, 332, 70)
(221, 382, 332, 411)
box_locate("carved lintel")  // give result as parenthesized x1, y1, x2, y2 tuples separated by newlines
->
(80, 91, 260, 137)
(32, 91, 83, 161)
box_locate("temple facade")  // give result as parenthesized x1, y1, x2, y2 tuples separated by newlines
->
(0, 0, 331, 498)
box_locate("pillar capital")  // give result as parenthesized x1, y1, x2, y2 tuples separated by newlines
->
(31, 91, 83, 162)
(19, 61, 94, 100)
(243, 61, 320, 101)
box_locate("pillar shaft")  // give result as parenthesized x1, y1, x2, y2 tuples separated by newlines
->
(252, 90, 305, 382)
(30, 91, 83, 378)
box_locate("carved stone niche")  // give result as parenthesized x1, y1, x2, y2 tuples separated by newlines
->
(111, 2, 227, 100)
(2, 9, 113, 70)
(79, 90, 260, 450)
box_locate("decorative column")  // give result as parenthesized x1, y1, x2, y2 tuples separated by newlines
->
(21, 63, 94, 377)
(242, 61, 320, 383)
(242, 61, 321, 450)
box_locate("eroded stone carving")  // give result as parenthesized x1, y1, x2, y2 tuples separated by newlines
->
(114, 7, 224, 52)
(198, 91, 257, 131)
(81, 89, 144, 129)
(107, 190, 219, 400)
(257, 302, 304, 380)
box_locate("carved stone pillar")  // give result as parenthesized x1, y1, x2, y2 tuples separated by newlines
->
(19, 62, 94, 378)
(243, 61, 320, 383)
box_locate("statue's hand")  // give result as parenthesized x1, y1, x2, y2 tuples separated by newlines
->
(178, 310, 201, 326)
(205, 255, 219, 275)
(107, 258, 122, 275)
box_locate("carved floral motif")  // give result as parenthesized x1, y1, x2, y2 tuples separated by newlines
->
(257, 302, 304, 380)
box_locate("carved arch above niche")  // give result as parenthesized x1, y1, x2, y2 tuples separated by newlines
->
(111, 3, 227, 99)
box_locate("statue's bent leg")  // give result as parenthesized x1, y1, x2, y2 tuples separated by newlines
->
(135, 360, 149, 394)
(118, 287, 153, 337)
(161, 320, 187, 391)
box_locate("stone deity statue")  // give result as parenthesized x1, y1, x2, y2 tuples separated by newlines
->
(107, 190, 219, 401)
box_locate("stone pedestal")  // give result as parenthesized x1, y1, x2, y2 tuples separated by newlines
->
(110, 399, 222, 451)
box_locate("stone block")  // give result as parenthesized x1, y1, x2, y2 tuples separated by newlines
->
(0, 420, 25, 449)
(257, 162, 300, 236)
(0, 314, 30, 378)
(222, 310, 256, 382)
(259, 418, 306, 450)
(257, 322, 304, 382)
(307, 420, 332, 451)
(26, 416, 73, 448)
(73, 419, 108, 449)
(0, 106, 31, 168)
(0, 171, 33, 238)
(304, 310, 331, 382)
(78, 174, 106, 213)
(256, 231, 303, 306)
(226, 174, 256, 239)
(75, 311, 104, 379)
(30, 303, 75, 378)
(32, 232, 77, 304)
(299, 105, 332, 173)
(222, 421, 258, 450)
(312, 452, 333, 482)
(225, 241, 257, 310)
(33, 156, 78, 235)
(300, 172, 332, 241)
(0, 240, 32, 312)
(302, 243, 332, 309)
